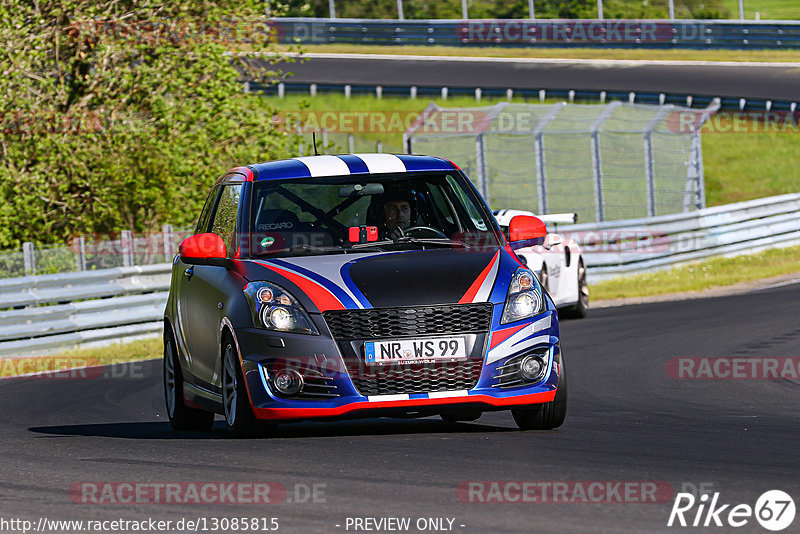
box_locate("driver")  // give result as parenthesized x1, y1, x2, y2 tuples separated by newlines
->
(380, 187, 416, 239)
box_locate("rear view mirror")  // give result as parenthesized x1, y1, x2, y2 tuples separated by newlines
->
(179, 233, 231, 267)
(508, 215, 547, 250)
(338, 183, 385, 197)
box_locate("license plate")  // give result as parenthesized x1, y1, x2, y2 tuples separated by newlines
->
(364, 337, 467, 365)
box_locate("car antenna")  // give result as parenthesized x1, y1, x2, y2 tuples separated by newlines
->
(312, 131, 319, 156)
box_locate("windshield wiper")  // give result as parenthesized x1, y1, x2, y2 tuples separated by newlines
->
(349, 237, 468, 250)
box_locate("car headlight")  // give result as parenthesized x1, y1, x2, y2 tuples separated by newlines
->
(501, 268, 545, 324)
(243, 282, 318, 335)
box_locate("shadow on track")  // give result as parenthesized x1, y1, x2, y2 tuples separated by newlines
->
(28, 418, 516, 440)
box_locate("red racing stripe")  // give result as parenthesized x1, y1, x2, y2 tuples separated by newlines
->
(257, 262, 344, 312)
(489, 323, 528, 351)
(458, 251, 499, 304)
(252, 390, 556, 420)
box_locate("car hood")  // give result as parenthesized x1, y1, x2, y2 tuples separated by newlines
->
(241, 247, 520, 312)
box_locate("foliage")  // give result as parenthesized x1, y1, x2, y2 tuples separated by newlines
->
(0, 0, 298, 248)
(281, 0, 731, 19)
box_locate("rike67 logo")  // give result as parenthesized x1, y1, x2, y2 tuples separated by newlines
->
(668, 490, 795, 531)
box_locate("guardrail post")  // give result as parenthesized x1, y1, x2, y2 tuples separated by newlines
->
(348, 134, 355, 153)
(322, 129, 329, 152)
(410, 86, 417, 99)
(344, 84, 351, 98)
(376, 141, 383, 153)
(278, 82, 285, 98)
(74, 237, 87, 271)
(121, 230, 133, 267)
(23, 242, 35, 276)
(163, 225, 174, 262)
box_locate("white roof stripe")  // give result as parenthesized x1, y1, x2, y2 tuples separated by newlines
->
(294, 155, 350, 177)
(352, 154, 406, 174)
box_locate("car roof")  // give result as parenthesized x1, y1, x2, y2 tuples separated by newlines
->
(221, 154, 457, 184)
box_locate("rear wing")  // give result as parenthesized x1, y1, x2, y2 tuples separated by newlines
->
(537, 213, 577, 225)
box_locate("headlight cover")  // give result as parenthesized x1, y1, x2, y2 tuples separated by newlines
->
(500, 268, 545, 324)
(243, 282, 318, 335)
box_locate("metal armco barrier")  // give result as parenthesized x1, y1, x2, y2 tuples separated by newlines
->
(2, 193, 799, 356)
(273, 18, 800, 49)
(550, 193, 800, 282)
(0, 265, 171, 357)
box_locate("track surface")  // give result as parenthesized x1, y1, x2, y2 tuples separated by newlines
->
(277, 55, 800, 100)
(2, 282, 800, 533)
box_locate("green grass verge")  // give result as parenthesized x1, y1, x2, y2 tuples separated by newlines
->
(0, 337, 161, 378)
(285, 44, 800, 63)
(590, 244, 800, 300)
(719, 0, 800, 20)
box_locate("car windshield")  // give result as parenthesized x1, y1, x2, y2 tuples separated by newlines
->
(244, 171, 502, 258)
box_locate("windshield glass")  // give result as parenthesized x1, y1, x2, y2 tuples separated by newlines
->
(243, 171, 502, 258)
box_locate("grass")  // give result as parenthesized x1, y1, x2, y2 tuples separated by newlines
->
(590, 244, 800, 300)
(283, 44, 800, 63)
(0, 337, 161, 378)
(719, 0, 800, 20)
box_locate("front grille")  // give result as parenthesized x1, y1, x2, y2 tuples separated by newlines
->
(324, 304, 492, 396)
(349, 360, 483, 396)
(323, 303, 493, 340)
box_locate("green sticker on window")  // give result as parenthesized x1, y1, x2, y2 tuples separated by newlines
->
(261, 237, 275, 247)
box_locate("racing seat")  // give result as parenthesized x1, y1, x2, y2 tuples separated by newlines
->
(254, 209, 335, 252)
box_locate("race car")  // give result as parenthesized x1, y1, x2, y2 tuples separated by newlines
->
(164, 154, 567, 436)
(493, 209, 588, 318)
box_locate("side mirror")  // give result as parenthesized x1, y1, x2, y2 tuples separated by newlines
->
(179, 233, 231, 267)
(508, 215, 547, 250)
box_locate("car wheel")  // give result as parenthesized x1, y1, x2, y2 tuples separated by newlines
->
(511, 355, 567, 430)
(559, 259, 588, 319)
(440, 410, 482, 424)
(221, 333, 272, 438)
(164, 329, 215, 431)
(539, 264, 549, 293)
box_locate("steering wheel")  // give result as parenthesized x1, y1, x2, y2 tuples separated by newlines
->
(403, 226, 447, 239)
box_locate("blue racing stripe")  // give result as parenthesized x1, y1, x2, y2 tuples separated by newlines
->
(336, 155, 370, 174)
(253, 159, 312, 181)
(408, 393, 429, 400)
(395, 155, 454, 172)
(269, 259, 360, 308)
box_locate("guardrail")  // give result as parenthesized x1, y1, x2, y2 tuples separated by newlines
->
(273, 18, 800, 49)
(0, 265, 171, 357)
(2, 193, 798, 356)
(551, 193, 800, 282)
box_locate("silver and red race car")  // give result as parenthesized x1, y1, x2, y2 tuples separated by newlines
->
(494, 209, 589, 318)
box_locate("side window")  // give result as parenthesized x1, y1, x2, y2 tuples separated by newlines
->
(195, 186, 220, 235)
(210, 184, 243, 257)
(446, 175, 487, 231)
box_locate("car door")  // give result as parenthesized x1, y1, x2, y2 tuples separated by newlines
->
(178, 181, 243, 391)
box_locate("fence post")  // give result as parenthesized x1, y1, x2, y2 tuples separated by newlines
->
(533, 102, 565, 215)
(163, 225, 174, 262)
(475, 133, 489, 204)
(74, 236, 87, 271)
(643, 106, 671, 217)
(590, 101, 621, 222)
(23, 242, 35, 276)
(121, 230, 133, 267)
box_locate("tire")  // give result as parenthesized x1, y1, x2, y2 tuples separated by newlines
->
(221, 333, 272, 438)
(164, 329, 215, 431)
(511, 355, 568, 430)
(559, 258, 588, 319)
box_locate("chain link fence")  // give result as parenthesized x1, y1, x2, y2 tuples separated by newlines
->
(0, 225, 194, 279)
(406, 100, 718, 222)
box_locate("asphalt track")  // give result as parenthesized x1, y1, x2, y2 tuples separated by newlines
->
(2, 281, 799, 533)
(276, 54, 800, 101)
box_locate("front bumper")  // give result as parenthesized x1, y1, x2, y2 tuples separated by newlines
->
(234, 310, 561, 421)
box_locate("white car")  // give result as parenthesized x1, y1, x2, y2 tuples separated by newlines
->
(493, 209, 588, 318)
